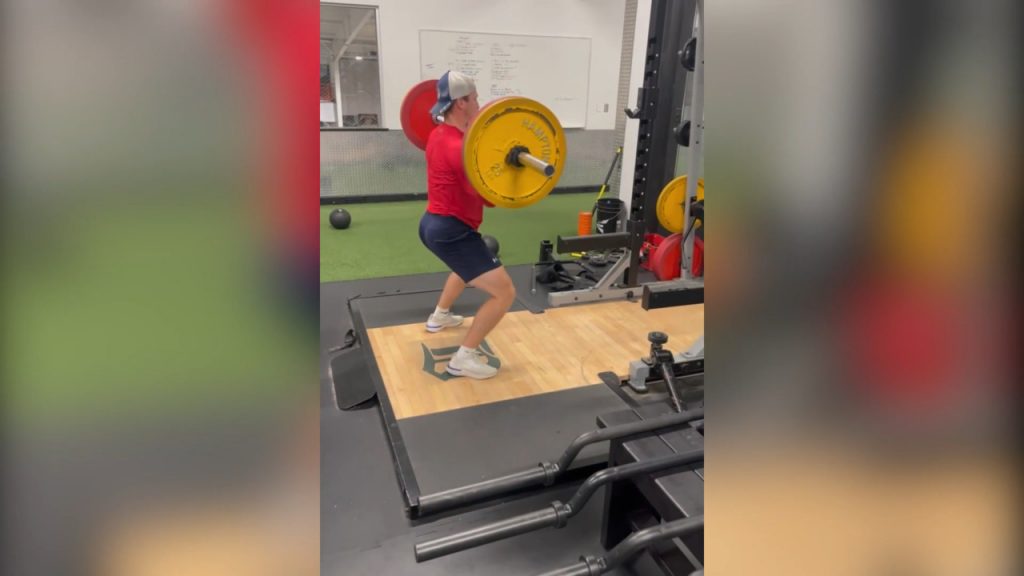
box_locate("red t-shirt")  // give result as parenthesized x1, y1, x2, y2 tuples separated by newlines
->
(425, 123, 493, 229)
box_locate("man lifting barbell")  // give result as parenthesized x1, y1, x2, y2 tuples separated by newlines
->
(404, 70, 566, 379)
(418, 71, 514, 380)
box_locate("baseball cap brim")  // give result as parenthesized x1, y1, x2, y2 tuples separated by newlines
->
(429, 99, 451, 120)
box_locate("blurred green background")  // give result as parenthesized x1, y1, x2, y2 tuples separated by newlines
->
(4, 198, 311, 429)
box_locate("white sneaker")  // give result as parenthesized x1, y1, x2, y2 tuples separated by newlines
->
(426, 311, 464, 333)
(446, 349, 498, 379)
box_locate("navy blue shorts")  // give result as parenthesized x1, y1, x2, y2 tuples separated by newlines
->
(419, 212, 501, 283)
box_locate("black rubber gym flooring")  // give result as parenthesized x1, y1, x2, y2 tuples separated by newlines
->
(321, 265, 666, 575)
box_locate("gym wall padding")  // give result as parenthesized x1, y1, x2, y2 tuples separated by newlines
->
(319, 129, 616, 201)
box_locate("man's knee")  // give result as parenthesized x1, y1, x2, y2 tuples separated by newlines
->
(499, 281, 517, 306)
(491, 273, 516, 306)
(471, 267, 516, 305)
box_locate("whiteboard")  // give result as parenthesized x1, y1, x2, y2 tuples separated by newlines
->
(419, 30, 591, 128)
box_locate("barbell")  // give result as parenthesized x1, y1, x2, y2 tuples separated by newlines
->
(400, 81, 566, 209)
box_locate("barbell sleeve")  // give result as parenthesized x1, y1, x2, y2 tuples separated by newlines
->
(414, 507, 561, 562)
(520, 151, 556, 176)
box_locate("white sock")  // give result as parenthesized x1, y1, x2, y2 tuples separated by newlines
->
(457, 345, 476, 357)
(434, 306, 450, 316)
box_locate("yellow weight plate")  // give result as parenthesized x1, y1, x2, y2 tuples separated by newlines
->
(463, 97, 566, 209)
(656, 175, 704, 233)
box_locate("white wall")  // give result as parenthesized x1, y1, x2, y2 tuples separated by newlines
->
(323, 0, 626, 130)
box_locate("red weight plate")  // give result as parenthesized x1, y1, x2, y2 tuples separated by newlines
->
(400, 80, 438, 150)
(651, 233, 682, 281)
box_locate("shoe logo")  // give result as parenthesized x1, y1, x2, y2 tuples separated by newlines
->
(420, 339, 501, 381)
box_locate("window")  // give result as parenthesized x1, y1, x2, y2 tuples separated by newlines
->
(320, 4, 382, 128)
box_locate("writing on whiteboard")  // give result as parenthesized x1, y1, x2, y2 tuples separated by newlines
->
(420, 30, 591, 127)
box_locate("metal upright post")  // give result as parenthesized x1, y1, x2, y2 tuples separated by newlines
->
(681, 0, 704, 279)
(625, 0, 696, 286)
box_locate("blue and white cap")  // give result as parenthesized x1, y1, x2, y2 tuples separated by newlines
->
(430, 70, 476, 122)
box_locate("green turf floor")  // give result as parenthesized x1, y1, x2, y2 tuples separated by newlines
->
(320, 193, 600, 282)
